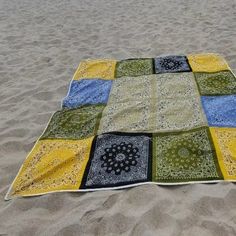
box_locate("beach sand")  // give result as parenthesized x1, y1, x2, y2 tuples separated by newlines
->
(1, 0, 236, 235)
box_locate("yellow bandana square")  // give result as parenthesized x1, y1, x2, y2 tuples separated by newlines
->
(187, 53, 229, 72)
(7, 137, 93, 199)
(210, 127, 236, 180)
(73, 59, 116, 80)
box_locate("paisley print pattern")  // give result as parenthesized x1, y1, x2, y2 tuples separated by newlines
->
(201, 95, 236, 127)
(210, 128, 236, 180)
(73, 59, 116, 80)
(154, 55, 191, 73)
(82, 133, 151, 188)
(187, 53, 229, 72)
(100, 142, 139, 175)
(99, 73, 208, 134)
(155, 73, 207, 131)
(115, 58, 154, 78)
(194, 71, 236, 95)
(98, 75, 155, 133)
(152, 128, 223, 182)
(6, 53, 236, 200)
(9, 138, 93, 197)
(41, 105, 105, 140)
(62, 79, 113, 109)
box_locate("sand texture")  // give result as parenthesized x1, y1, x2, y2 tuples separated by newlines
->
(1, 0, 236, 235)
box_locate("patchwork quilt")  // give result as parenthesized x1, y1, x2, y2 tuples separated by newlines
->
(5, 53, 236, 200)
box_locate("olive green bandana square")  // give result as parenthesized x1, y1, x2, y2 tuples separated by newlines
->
(40, 105, 105, 140)
(152, 127, 223, 183)
(115, 58, 154, 78)
(194, 71, 236, 95)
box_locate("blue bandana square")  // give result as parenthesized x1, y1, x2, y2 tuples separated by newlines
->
(154, 55, 191, 73)
(201, 95, 236, 127)
(62, 79, 113, 109)
(81, 133, 152, 188)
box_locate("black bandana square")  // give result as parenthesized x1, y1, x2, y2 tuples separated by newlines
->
(81, 132, 152, 188)
(154, 55, 191, 73)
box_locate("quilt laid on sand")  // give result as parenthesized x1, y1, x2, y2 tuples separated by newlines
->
(5, 53, 236, 200)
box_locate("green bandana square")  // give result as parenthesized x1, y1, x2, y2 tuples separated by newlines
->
(152, 127, 223, 182)
(40, 105, 105, 140)
(115, 58, 154, 78)
(194, 71, 236, 95)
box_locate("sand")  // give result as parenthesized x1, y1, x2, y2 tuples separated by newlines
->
(0, 0, 236, 235)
